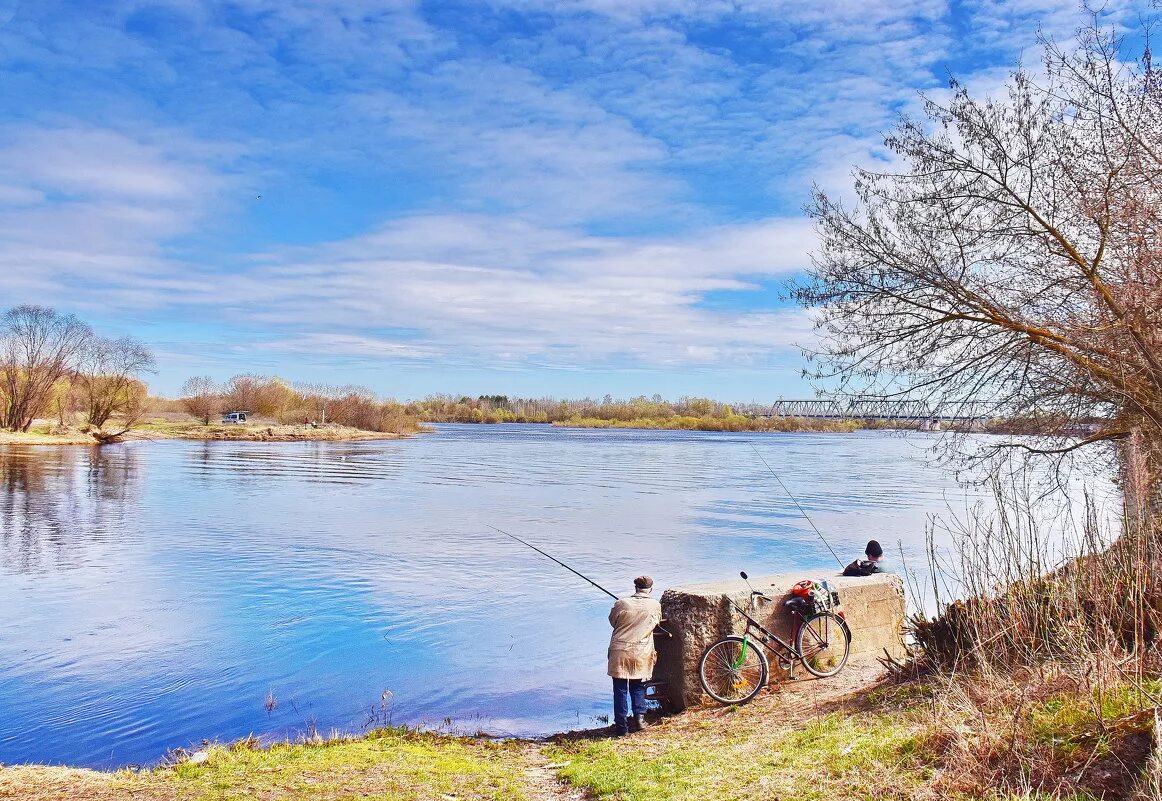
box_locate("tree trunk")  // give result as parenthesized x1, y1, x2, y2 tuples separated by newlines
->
(1122, 430, 1162, 530)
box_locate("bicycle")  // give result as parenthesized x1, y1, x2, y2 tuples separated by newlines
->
(698, 571, 852, 705)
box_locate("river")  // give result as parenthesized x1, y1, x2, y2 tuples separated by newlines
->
(0, 424, 1105, 767)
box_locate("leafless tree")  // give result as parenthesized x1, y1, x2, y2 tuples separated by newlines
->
(52, 378, 85, 428)
(89, 380, 150, 443)
(180, 375, 221, 425)
(223, 374, 295, 417)
(796, 23, 1161, 498)
(0, 305, 93, 431)
(78, 336, 155, 429)
(294, 382, 349, 424)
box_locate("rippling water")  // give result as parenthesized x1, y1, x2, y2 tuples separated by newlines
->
(0, 424, 1107, 767)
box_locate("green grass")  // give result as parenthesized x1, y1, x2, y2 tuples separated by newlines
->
(1026, 678, 1161, 758)
(547, 712, 933, 801)
(162, 729, 531, 800)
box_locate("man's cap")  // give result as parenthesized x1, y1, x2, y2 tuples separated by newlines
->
(865, 540, 884, 558)
(634, 575, 654, 590)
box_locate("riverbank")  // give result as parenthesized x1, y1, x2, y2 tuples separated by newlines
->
(554, 415, 863, 433)
(3, 658, 1153, 800)
(0, 419, 423, 446)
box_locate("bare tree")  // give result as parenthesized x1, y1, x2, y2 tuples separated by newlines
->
(180, 376, 221, 425)
(0, 305, 93, 431)
(52, 376, 85, 427)
(89, 380, 150, 443)
(79, 336, 155, 429)
(294, 382, 348, 424)
(797, 24, 1161, 496)
(224, 374, 295, 417)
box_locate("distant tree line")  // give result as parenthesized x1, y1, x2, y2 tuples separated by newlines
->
(0, 305, 154, 437)
(176, 374, 420, 435)
(409, 394, 753, 424)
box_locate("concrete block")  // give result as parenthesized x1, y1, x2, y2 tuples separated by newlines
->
(655, 571, 905, 710)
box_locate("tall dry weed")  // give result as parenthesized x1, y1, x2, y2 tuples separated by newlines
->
(901, 467, 1161, 797)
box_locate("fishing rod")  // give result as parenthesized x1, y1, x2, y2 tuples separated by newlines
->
(750, 444, 845, 569)
(489, 524, 673, 638)
(486, 524, 618, 600)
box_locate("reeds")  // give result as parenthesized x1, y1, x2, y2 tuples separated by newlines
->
(900, 459, 1162, 797)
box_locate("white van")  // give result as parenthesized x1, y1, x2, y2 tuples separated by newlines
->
(221, 411, 248, 424)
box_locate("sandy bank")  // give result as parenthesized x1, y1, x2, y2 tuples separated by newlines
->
(0, 420, 418, 446)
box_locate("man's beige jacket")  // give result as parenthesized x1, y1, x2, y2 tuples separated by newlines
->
(607, 590, 663, 680)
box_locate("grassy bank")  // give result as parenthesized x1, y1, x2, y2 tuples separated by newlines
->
(0, 729, 535, 801)
(129, 419, 421, 442)
(5, 659, 1154, 800)
(0, 426, 100, 445)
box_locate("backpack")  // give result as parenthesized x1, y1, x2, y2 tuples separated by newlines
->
(842, 559, 878, 577)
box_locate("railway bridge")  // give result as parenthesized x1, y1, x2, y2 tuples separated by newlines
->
(755, 397, 998, 423)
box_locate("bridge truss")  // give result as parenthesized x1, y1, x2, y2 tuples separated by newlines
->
(758, 397, 998, 422)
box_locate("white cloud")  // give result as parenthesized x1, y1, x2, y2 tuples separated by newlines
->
(222, 213, 818, 368)
(0, 124, 235, 311)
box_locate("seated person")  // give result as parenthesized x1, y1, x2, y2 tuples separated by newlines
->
(842, 539, 893, 576)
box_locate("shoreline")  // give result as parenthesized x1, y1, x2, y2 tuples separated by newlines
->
(0, 657, 895, 776)
(6, 654, 1146, 800)
(0, 422, 420, 447)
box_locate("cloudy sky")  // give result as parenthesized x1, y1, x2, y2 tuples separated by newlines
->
(0, 0, 1150, 400)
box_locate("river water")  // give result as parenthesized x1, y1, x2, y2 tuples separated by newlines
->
(0, 424, 1106, 767)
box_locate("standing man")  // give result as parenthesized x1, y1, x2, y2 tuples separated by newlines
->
(608, 575, 662, 736)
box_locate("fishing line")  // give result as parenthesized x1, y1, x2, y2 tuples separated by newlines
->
(750, 444, 845, 569)
(489, 524, 672, 638)
(486, 523, 618, 600)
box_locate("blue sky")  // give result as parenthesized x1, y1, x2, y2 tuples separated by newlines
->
(0, 0, 1150, 400)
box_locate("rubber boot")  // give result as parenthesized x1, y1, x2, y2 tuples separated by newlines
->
(631, 714, 648, 732)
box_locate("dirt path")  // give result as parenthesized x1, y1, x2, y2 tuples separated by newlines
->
(519, 745, 593, 801)
(551, 656, 888, 742)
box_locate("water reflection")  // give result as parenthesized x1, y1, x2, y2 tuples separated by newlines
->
(0, 427, 1113, 769)
(0, 446, 138, 574)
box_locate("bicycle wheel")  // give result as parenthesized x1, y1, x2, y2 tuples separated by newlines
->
(698, 635, 769, 704)
(795, 612, 851, 678)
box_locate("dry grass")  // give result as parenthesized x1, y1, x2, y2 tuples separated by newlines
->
(0, 766, 150, 801)
(897, 469, 1162, 800)
(0, 417, 422, 446)
(869, 668, 1158, 800)
(127, 418, 412, 442)
(0, 422, 100, 445)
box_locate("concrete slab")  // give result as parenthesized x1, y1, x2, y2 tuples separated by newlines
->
(655, 571, 905, 710)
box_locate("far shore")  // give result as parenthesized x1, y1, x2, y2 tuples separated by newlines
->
(0, 418, 422, 447)
(551, 415, 864, 433)
(0, 414, 1024, 447)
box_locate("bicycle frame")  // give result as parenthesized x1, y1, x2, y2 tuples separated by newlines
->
(726, 596, 835, 680)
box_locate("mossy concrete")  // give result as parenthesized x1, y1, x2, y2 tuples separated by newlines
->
(656, 571, 906, 710)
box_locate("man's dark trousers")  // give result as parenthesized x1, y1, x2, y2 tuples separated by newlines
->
(612, 678, 647, 733)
